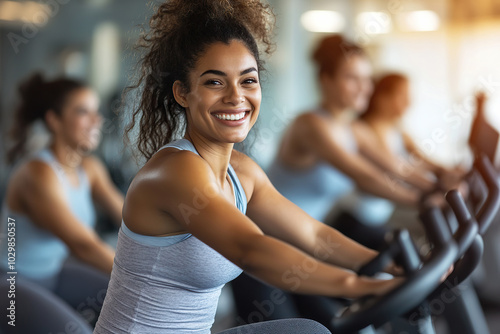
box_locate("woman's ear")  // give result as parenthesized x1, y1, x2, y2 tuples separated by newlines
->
(173, 80, 187, 108)
(44, 109, 60, 133)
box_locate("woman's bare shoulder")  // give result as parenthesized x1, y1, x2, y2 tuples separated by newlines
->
(230, 149, 263, 176)
(131, 148, 211, 190)
(123, 147, 214, 222)
(5, 159, 61, 213)
(11, 159, 59, 189)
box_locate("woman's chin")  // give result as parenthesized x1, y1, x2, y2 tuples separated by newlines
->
(224, 136, 247, 144)
(218, 129, 251, 144)
(75, 141, 99, 154)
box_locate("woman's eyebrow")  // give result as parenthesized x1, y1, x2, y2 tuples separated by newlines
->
(240, 67, 257, 75)
(200, 67, 257, 77)
(200, 69, 225, 77)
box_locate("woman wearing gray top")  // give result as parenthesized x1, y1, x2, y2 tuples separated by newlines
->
(94, 1, 404, 333)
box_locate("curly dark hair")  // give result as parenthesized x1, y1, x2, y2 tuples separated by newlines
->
(125, 0, 275, 161)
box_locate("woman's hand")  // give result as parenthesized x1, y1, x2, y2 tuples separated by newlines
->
(420, 190, 447, 209)
(437, 168, 467, 192)
(384, 261, 406, 277)
(373, 277, 405, 296)
(441, 264, 454, 283)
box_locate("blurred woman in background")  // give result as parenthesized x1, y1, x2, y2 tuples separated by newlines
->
(0, 73, 123, 334)
(355, 73, 463, 193)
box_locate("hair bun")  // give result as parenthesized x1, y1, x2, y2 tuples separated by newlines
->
(151, 0, 274, 55)
(18, 72, 45, 101)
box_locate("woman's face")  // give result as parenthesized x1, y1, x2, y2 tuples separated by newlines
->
(322, 55, 373, 113)
(178, 40, 261, 144)
(56, 88, 102, 152)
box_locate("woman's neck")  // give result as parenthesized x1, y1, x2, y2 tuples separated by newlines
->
(49, 140, 83, 169)
(320, 101, 350, 123)
(363, 113, 399, 135)
(184, 131, 234, 186)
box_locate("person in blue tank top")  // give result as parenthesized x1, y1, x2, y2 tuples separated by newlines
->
(0, 73, 124, 334)
(93, 2, 412, 334)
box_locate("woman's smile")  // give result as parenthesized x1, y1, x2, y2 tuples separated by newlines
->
(211, 109, 251, 126)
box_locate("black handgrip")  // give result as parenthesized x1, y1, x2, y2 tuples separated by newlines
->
(446, 190, 472, 223)
(395, 229, 421, 273)
(475, 154, 500, 234)
(445, 190, 479, 258)
(446, 235, 484, 285)
(332, 203, 460, 333)
(358, 230, 421, 277)
(358, 235, 399, 277)
(429, 235, 483, 301)
(331, 240, 458, 333)
(419, 207, 452, 248)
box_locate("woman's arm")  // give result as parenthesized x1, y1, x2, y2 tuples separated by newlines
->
(297, 113, 420, 206)
(402, 132, 447, 174)
(242, 152, 377, 271)
(352, 121, 435, 192)
(153, 150, 401, 298)
(402, 132, 466, 190)
(83, 156, 124, 225)
(19, 161, 114, 274)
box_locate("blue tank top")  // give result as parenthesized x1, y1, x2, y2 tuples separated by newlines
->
(94, 139, 245, 334)
(0, 148, 96, 283)
(267, 111, 355, 221)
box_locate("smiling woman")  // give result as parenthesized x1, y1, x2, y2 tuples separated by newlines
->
(173, 41, 261, 145)
(124, 0, 273, 162)
(93, 1, 405, 334)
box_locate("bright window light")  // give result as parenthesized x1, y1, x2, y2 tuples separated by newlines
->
(0, 1, 50, 25)
(300, 10, 345, 33)
(356, 11, 392, 34)
(397, 10, 440, 32)
(0, 1, 23, 21)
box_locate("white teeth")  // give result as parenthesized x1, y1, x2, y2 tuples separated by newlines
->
(214, 112, 246, 121)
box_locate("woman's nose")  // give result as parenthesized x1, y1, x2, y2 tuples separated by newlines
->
(223, 85, 245, 105)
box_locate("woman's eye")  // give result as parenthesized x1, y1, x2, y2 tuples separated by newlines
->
(204, 79, 222, 86)
(243, 78, 258, 85)
(75, 107, 88, 115)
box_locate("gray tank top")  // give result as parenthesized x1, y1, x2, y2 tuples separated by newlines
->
(94, 139, 245, 334)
